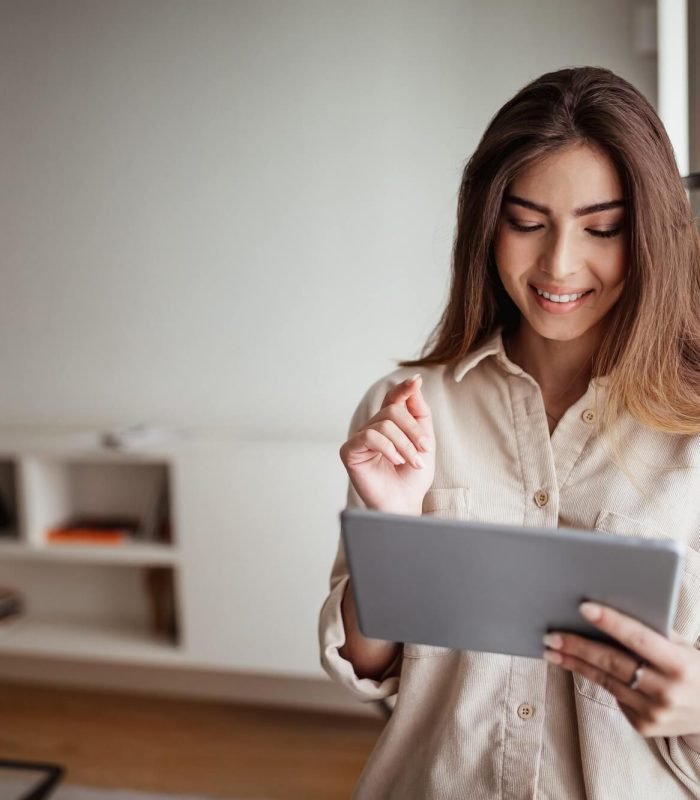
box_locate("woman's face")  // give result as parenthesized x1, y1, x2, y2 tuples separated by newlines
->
(493, 143, 627, 343)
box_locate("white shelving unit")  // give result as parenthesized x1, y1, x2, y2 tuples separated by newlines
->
(0, 431, 349, 687)
(0, 437, 182, 665)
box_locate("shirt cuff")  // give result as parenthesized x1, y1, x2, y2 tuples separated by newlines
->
(318, 575, 401, 702)
(669, 736, 700, 785)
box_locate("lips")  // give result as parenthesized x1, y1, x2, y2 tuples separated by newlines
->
(528, 284, 594, 313)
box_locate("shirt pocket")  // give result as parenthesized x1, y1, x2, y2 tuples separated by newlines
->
(573, 509, 700, 709)
(421, 486, 471, 519)
(403, 487, 471, 659)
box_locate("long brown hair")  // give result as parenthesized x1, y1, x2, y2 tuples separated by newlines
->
(400, 67, 700, 454)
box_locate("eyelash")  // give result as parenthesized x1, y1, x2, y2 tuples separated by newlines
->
(506, 220, 622, 239)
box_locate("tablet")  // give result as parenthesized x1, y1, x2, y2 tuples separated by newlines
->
(340, 507, 685, 659)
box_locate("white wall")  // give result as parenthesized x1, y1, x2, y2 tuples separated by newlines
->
(0, 0, 656, 439)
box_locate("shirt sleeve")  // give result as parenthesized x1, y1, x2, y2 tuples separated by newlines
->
(657, 637, 700, 788)
(669, 736, 700, 785)
(317, 382, 402, 702)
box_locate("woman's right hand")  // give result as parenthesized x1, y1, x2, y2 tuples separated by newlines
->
(339, 374, 436, 515)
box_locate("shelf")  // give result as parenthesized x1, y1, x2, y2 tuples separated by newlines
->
(0, 614, 183, 664)
(22, 457, 174, 548)
(0, 540, 179, 566)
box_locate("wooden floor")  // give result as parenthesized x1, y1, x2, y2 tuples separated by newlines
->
(0, 681, 385, 799)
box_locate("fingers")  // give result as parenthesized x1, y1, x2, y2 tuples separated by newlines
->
(543, 632, 667, 702)
(380, 374, 430, 420)
(361, 427, 412, 467)
(548, 649, 651, 716)
(381, 373, 433, 432)
(340, 373, 434, 471)
(366, 418, 426, 470)
(669, 629, 688, 645)
(406, 383, 431, 421)
(376, 376, 433, 459)
(340, 427, 404, 467)
(577, 602, 682, 677)
(341, 426, 425, 470)
(373, 403, 431, 452)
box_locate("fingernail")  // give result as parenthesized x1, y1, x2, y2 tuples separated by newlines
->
(394, 454, 406, 465)
(413, 455, 425, 469)
(579, 602, 602, 622)
(410, 373, 421, 383)
(418, 437, 432, 452)
(543, 633, 563, 649)
(543, 650, 562, 664)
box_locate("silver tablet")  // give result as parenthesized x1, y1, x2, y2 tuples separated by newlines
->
(341, 507, 685, 659)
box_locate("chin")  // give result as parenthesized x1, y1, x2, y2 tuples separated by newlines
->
(524, 315, 596, 343)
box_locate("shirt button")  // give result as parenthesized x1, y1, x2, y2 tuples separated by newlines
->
(534, 489, 549, 507)
(517, 703, 535, 720)
(581, 409, 595, 424)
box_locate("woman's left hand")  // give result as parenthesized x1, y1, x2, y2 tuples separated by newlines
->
(544, 602, 700, 745)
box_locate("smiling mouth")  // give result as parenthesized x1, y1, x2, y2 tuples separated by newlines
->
(529, 284, 594, 303)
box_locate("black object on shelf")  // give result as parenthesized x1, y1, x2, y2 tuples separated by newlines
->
(0, 489, 13, 534)
(683, 172, 700, 189)
(0, 758, 64, 799)
(0, 587, 22, 621)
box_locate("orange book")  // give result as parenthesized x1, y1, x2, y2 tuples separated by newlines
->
(46, 528, 128, 545)
(46, 515, 139, 546)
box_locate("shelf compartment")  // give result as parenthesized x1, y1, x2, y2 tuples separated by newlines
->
(0, 615, 183, 664)
(0, 560, 181, 660)
(21, 457, 174, 548)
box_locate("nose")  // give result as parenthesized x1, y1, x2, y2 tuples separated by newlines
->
(539, 228, 580, 279)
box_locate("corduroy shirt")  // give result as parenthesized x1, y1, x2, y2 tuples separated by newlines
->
(318, 326, 700, 799)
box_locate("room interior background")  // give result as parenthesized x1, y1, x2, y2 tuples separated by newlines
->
(0, 0, 693, 718)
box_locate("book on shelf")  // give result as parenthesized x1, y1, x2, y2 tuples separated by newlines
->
(46, 515, 141, 546)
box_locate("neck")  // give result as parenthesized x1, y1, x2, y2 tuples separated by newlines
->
(504, 320, 601, 400)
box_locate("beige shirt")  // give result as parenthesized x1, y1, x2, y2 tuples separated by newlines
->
(318, 327, 700, 799)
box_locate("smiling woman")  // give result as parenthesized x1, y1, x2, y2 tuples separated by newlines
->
(492, 143, 630, 428)
(401, 68, 700, 448)
(496, 145, 627, 334)
(320, 66, 700, 800)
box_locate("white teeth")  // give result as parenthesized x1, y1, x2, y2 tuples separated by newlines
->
(535, 287, 589, 303)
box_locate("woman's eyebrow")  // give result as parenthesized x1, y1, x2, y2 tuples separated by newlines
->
(504, 194, 625, 217)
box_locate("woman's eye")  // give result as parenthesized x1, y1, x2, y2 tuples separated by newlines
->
(506, 219, 623, 239)
(587, 227, 622, 239)
(507, 220, 541, 233)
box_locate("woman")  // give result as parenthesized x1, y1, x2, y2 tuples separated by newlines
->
(318, 67, 700, 799)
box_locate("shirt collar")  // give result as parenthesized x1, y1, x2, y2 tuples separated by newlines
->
(452, 327, 522, 382)
(452, 326, 610, 388)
